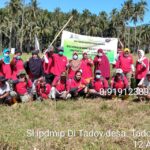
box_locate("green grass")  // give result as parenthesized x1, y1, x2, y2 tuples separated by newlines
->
(0, 53, 150, 149)
(0, 99, 150, 149)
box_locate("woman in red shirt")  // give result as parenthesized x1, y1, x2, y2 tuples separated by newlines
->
(135, 50, 149, 86)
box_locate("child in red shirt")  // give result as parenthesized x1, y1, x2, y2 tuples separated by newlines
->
(35, 77, 51, 100)
(14, 71, 32, 103)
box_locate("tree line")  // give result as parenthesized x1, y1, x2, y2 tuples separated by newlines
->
(0, 0, 149, 53)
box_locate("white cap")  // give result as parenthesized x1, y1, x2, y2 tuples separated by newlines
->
(116, 68, 123, 74)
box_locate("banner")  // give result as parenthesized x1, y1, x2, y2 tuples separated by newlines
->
(61, 30, 118, 63)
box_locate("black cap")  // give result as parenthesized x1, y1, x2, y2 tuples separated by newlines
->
(32, 50, 39, 55)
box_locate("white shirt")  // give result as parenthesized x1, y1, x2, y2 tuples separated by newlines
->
(0, 82, 10, 95)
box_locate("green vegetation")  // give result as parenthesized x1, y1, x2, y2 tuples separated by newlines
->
(0, 0, 149, 52)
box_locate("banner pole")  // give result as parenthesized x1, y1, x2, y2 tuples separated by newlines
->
(49, 16, 73, 47)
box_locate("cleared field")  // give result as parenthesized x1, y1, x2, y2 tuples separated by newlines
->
(0, 53, 150, 150)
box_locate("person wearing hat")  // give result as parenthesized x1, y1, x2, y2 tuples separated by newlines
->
(115, 48, 134, 88)
(35, 77, 51, 100)
(14, 70, 32, 103)
(68, 51, 81, 79)
(0, 48, 12, 79)
(25, 50, 43, 81)
(110, 69, 128, 98)
(135, 49, 149, 86)
(0, 76, 13, 105)
(51, 46, 68, 76)
(80, 51, 93, 83)
(11, 50, 25, 80)
(67, 69, 88, 98)
(43, 46, 55, 84)
(49, 71, 70, 100)
(94, 49, 110, 80)
(137, 71, 150, 101)
(88, 70, 108, 98)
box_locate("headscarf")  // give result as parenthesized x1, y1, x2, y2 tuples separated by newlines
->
(138, 49, 145, 62)
(2, 48, 10, 64)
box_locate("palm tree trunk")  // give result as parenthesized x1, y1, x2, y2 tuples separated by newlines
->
(134, 24, 137, 54)
(0, 28, 2, 51)
(9, 22, 13, 49)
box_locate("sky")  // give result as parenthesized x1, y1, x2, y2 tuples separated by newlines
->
(0, 0, 150, 26)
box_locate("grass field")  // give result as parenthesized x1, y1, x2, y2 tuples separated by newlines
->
(0, 53, 150, 150)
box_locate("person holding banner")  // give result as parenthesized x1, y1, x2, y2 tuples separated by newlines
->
(80, 51, 93, 83)
(11, 50, 25, 80)
(135, 50, 149, 86)
(68, 52, 81, 79)
(94, 49, 110, 80)
(51, 46, 68, 77)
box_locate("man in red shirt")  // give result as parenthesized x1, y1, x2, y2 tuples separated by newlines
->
(51, 47, 68, 77)
(14, 70, 33, 103)
(49, 71, 69, 100)
(88, 70, 108, 97)
(110, 69, 129, 97)
(67, 70, 88, 98)
(115, 48, 134, 87)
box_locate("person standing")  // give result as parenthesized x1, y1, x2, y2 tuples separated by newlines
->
(68, 52, 81, 79)
(25, 50, 43, 82)
(51, 47, 68, 77)
(80, 52, 93, 83)
(11, 50, 25, 80)
(94, 49, 110, 80)
(135, 50, 149, 86)
(115, 48, 135, 87)
(0, 48, 12, 79)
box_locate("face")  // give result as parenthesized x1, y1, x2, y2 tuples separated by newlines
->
(124, 51, 129, 57)
(61, 76, 66, 80)
(19, 75, 26, 81)
(4, 51, 10, 56)
(75, 72, 82, 81)
(116, 73, 121, 79)
(98, 52, 103, 57)
(83, 53, 88, 59)
(147, 75, 150, 81)
(32, 54, 38, 59)
(58, 51, 63, 56)
(73, 54, 78, 60)
(138, 52, 142, 58)
(0, 81, 3, 87)
(95, 73, 101, 79)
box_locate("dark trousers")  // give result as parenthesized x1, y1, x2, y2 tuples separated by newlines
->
(0, 96, 12, 106)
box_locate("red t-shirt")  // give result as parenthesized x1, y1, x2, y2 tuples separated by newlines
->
(43, 54, 54, 74)
(36, 83, 51, 99)
(52, 76, 66, 92)
(67, 78, 87, 92)
(111, 76, 128, 90)
(90, 78, 108, 92)
(15, 80, 32, 95)
(11, 58, 24, 80)
(116, 54, 133, 73)
(80, 59, 93, 79)
(135, 58, 149, 79)
(51, 54, 67, 76)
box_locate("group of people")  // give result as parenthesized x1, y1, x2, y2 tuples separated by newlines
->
(0, 46, 150, 105)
